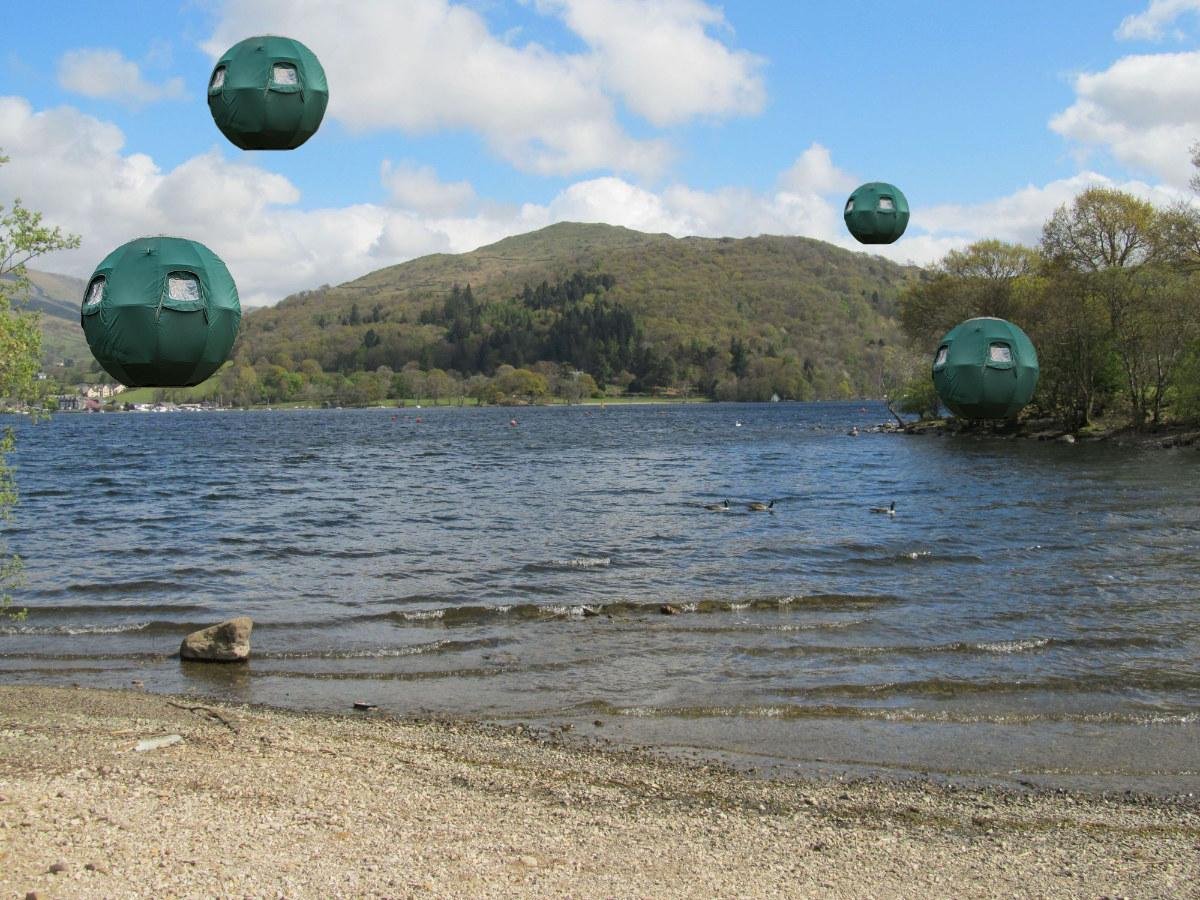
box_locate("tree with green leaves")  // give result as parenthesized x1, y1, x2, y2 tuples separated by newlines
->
(0, 151, 81, 617)
(1042, 187, 1198, 427)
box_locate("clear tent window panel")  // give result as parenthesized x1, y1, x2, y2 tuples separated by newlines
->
(845, 199, 854, 213)
(988, 343, 1013, 363)
(934, 346, 948, 367)
(82, 277, 104, 310)
(271, 64, 299, 85)
(210, 67, 226, 90)
(168, 273, 201, 302)
(878, 197, 895, 211)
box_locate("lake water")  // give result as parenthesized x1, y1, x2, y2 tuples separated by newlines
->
(3, 402, 1198, 792)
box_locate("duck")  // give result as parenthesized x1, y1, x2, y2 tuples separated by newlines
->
(747, 499, 775, 511)
(869, 501, 896, 516)
(704, 499, 731, 511)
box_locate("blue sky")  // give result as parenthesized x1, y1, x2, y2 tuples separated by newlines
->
(2, 1, 1198, 304)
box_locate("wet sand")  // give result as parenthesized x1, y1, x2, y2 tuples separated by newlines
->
(1, 685, 1197, 898)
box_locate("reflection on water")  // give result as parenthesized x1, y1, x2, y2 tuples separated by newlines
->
(3, 402, 1199, 790)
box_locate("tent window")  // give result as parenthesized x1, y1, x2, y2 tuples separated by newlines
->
(934, 346, 948, 367)
(82, 276, 104, 312)
(845, 199, 855, 213)
(271, 63, 299, 85)
(167, 273, 201, 302)
(878, 197, 895, 211)
(988, 343, 1013, 364)
(210, 67, 226, 90)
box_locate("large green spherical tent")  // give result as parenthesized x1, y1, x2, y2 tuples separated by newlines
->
(208, 35, 328, 150)
(932, 317, 1039, 420)
(844, 182, 909, 244)
(80, 237, 242, 388)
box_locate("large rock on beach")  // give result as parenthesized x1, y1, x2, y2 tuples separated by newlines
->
(180, 618, 253, 662)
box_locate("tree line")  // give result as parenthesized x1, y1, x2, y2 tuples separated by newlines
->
(894, 184, 1200, 430)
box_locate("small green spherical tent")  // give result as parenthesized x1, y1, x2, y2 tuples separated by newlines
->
(208, 36, 328, 150)
(932, 317, 1039, 420)
(80, 237, 241, 388)
(844, 182, 909, 244)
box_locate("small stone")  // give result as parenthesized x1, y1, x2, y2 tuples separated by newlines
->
(48, 861, 67, 874)
(84, 862, 106, 873)
(519, 856, 539, 868)
(25, 892, 38, 900)
(659, 604, 680, 615)
(593, 720, 604, 727)
(179, 617, 253, 662)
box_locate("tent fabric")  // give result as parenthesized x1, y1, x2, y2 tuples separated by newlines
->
(80, 237, 241, 388)
(844, 182, 910, 245)
(208, 36, 328, 151)
(932, 317, 1039, 420)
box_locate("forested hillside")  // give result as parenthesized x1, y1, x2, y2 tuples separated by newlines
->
(234, 222, 919, 401)
(3, 269, 90, 369)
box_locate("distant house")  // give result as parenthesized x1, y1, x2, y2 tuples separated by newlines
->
(77, 383, 125, 400)
(57, 395, 81, 411)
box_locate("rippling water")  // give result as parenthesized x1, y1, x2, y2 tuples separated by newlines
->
(3, 402, 1198, 791)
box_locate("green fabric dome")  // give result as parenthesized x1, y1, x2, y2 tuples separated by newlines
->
(932, 317, 1039, 420)
(208, 35, 328, 150)
(80, 237, 241, 388)
(844, 182, 909, 245)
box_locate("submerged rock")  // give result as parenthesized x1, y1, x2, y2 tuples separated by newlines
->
(180, 617, 253, 662)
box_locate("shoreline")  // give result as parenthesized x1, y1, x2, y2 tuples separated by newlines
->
(2, 686, 1197, 898)
(893, 416, 1200, 449)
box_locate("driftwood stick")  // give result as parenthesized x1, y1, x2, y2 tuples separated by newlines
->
(166, 700, 240, 734)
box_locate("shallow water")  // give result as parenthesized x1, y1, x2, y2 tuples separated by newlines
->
(3, 402, 1198, 791)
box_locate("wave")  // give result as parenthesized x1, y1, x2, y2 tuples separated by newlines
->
(348, 593, 897, 628)
(775, 671, 1200, 700)
(254, 637, 504, 660)
(570, 700, 1200, 727)
(0, 621, 155, 636)
(739, 635, 1162, 659)
(522, 556, 613, 572)
(62, 579, 189, 596)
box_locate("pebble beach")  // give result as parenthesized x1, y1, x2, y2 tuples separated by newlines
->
(1, 685, 1197, 899)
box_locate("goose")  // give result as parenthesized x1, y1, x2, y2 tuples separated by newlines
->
(747, 499, 775, 511)
(704, 499, 731, 511)
(869, 501, 896, 516)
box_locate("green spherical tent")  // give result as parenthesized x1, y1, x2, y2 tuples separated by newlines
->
(208, 36, 328, 150)
(844, 182, 909, 244)
(80, 237, 241, 388)
(932, 317, 1039, 420)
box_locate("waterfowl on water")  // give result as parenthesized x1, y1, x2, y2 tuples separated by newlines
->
(747, 500, 775, 511)
(704, 499, 731, 511)
(870, 501, 896, 516)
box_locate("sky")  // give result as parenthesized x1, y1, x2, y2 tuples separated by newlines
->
(2, 0, 1200, 306)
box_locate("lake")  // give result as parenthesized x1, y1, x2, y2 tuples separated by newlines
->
(3, 402, 1198, 792)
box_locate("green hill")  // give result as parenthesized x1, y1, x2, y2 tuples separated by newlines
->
(3, 269, 91, 369)
(236, 223, 920, 399)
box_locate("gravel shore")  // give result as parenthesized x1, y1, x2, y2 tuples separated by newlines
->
(1, 685, 1197, 898)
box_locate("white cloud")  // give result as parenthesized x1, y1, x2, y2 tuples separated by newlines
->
(533, 0, 765, 125)
(779, 143, 856, 196)
(57, 49, 185, 106)
(8, 95, 1194, 310)
(380, 161, 476, 215)
(1050, 51, 1200, 188)
(1116, 0, 1200, 40)
(204, 0, 675, 176)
